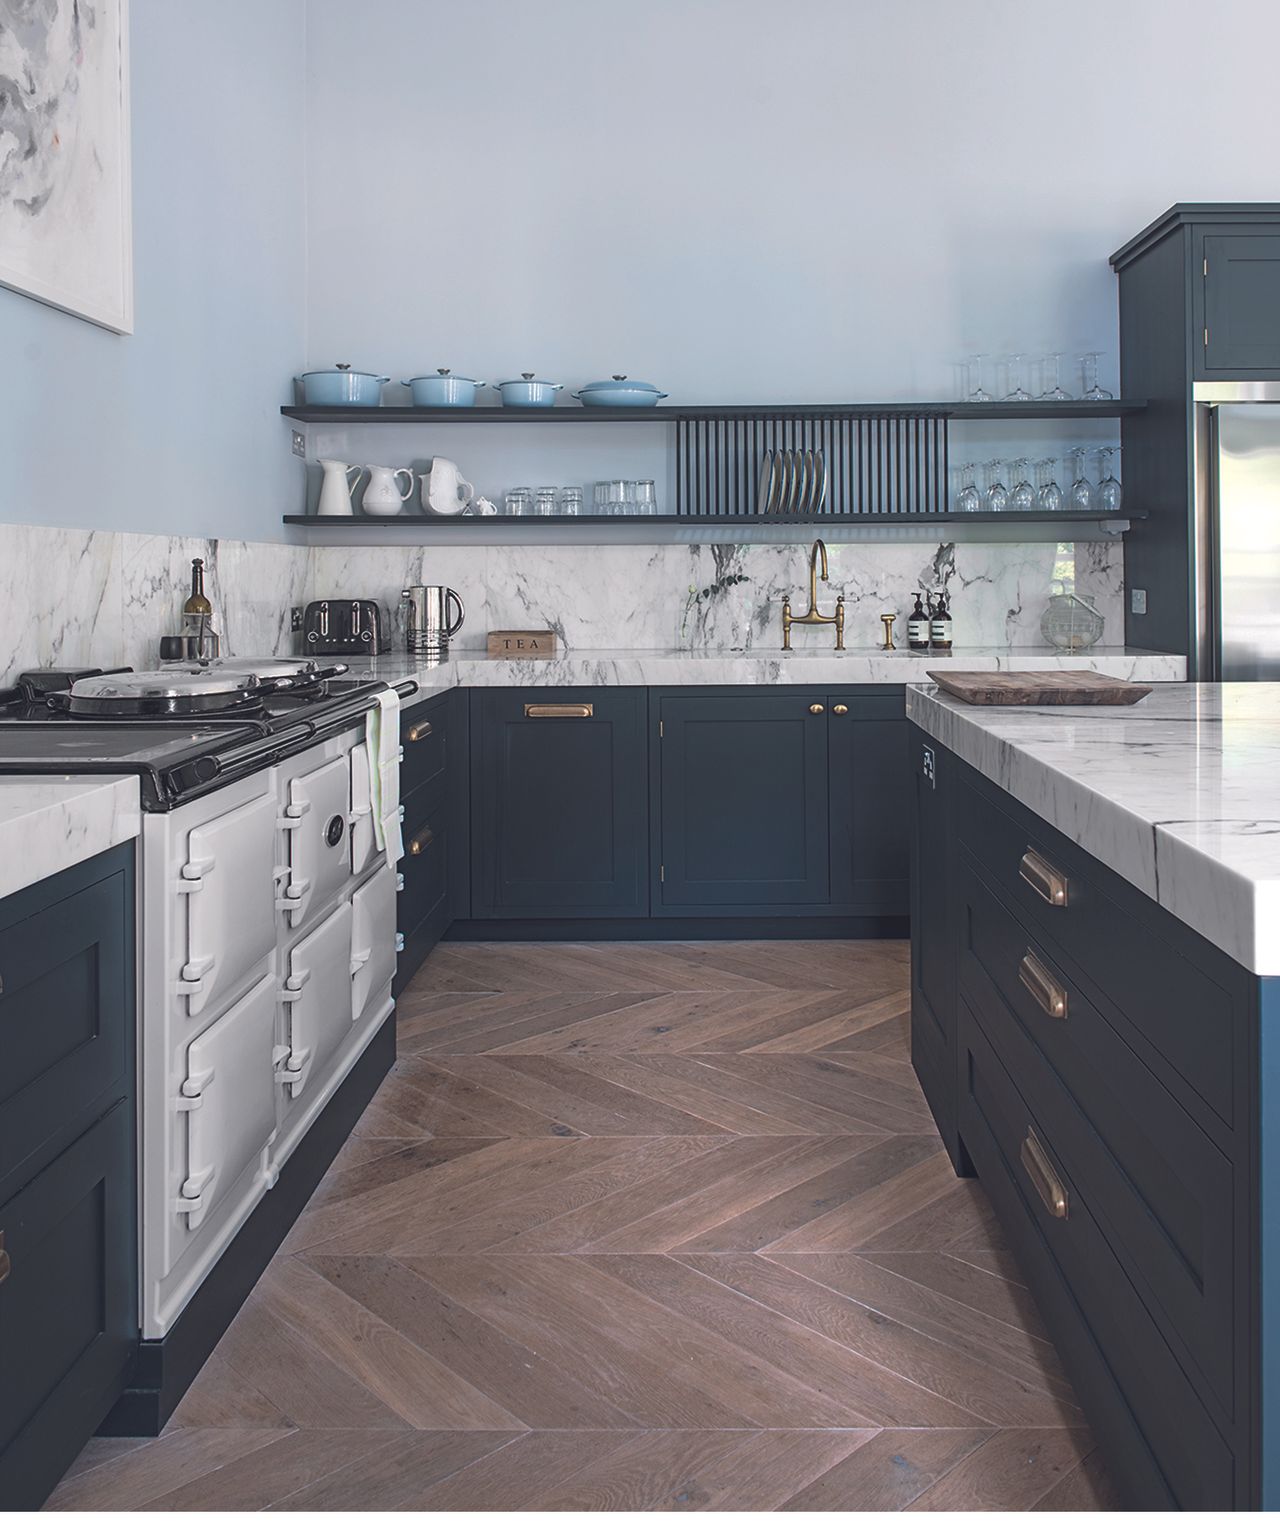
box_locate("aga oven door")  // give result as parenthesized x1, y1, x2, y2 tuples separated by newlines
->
(278, 901, 355, 1100)
(280, 757, 352, 929)
(179, 791, 278, 1018)
(351, 864, 398, 1021)
(175, 974, 278, 1234)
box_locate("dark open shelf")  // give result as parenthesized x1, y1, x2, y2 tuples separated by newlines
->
(281, 398, 1147, 425)
(284, 509, 1145, 528)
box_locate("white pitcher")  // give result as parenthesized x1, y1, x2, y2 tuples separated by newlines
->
(316, 458, 363, 517)
(362, 464, 415, 515)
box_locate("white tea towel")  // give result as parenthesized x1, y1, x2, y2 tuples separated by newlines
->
(365, 687, 403, 867)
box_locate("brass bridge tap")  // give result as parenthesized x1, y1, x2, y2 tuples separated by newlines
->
(782, 538, 845, 651)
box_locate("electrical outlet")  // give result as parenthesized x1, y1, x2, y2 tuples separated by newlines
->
(1130, 588, 1148, 616)
(291, 430, 306, 458)
(922, 745, 936, 787)
(290, 607, 303, 632)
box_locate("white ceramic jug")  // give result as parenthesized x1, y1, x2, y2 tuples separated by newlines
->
(420, 456, 476, 515)
(362, 464, 415, 515)
(316, 458, 363, 517)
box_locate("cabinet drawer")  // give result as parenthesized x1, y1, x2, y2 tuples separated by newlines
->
(958, 1001, 1238, 1510)
(954, 769, 1239, 1131)
(0, 1099, 137, 1509)
(958, 858, 1238, 1423)
(0, 858, 132, 1194)
(400, 693, 450, 802)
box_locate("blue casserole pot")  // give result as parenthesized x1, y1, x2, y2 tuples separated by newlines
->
(403, 369, 486, 408)
(496, 372, 563, 408)
(573, 375, 668, 408)
(299, 364, 389, 407)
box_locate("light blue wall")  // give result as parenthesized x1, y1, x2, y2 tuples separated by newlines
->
(0, 0, 307, 542)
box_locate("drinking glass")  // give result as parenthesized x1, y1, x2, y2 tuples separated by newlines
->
(955, 463, 982, 514)
(1081, 352, 1114, 401)
(534, 486, 558, 517)
(1067, 447, 1094, 510)
(1009, 457, 1037, 511)
(1004, 353, 1032, 402)
(596, 480, 631, 515)
(984, 459, 1009, 513)
(1035, 458, 1064, 512)
(505, 486, 532, 517)
(1037, 352, 1071, 401)
(963, 354, 992, 403)
(1096, 448, 1122, 511)
(558, 485, 584, 516)
(632, 479, 658, 516)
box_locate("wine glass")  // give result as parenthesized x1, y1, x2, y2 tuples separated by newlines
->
(984, 459, 1009, 513)
(963, 355, 992, 403)
(1096, 448, 1122, 511)
(1009, 457, 1037, 511)
(1067, 447, 1094, 511)
(1081, 352, 1114, 401)
(955, 463, 982, 513)
(1037, 352, 1071, 401)
(1035, 458, 1064, 512)
(1004, 353, 1032, 402)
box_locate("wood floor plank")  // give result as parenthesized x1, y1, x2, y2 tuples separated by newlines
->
(401, 991, 657, 1055)
(644, 1429, 879, 1511)
(407, 1430, 639, 1510)
(744, 991, 912, 1054)
(44, 1428, 293, 1511)
(679, 1255, 1083, 1428)
(904, 1427, 1096, 1510)
(634, 1052, 891, 1135)
(265, 1430, 521, 1511)
(779, 1428, 994, 1511)
(693, 1052, 936, 1133)
(376, 1055, 577, 1137)
(523, 1430, 755, 1511)
(136, 1429, 400, 1511)
(1031, 1445, 1124, 1510)
(165, 1350, 294, 1428)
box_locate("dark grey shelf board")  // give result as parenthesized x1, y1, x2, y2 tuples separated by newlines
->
(281, 399, 1147, 426)
(284, 509, 1146, 528)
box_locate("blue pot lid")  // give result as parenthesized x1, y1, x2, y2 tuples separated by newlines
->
(580, 375, 661, 392)
(499, 373, 560, 388)
(408, 370, 481, 384)
(301, 363, 384, 380)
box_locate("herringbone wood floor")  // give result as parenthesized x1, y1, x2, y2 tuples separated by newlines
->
(49, 940, 1120, 1512)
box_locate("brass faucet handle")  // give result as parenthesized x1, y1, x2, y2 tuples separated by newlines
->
(879, 612, 897, 650)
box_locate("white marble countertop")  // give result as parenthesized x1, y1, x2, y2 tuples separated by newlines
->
(345, 644, 1186, 700)
(906, 681, 1280, 975)
(0, 775, 141, 903)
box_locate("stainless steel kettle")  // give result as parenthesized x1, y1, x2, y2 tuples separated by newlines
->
(400, 585, 465, 657)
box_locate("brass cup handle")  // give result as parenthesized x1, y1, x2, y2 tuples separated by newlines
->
(407, 823, 434, 857)
(1019, 848, 1069, 907)
(809, 703, 825, 714)
(406, 720, 433, 743)
(524, 703, 593, 719)
(1021, 1128, 1069, 1219)
(832, 704, 849, 715)
(0, 1232, 10, 1286)
(1018, 950, 1068, 1019)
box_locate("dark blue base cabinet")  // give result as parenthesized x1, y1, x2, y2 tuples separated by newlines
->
(909, 724, 1279, 1511)
(0, 845, 137, 1512)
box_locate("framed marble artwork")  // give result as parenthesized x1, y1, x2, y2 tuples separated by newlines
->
(0, 0, 133, 333)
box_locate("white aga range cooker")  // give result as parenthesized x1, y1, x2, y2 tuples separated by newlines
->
(0, 659, 411, 1340)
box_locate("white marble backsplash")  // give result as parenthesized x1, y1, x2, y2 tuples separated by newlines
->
(0, 521, 1125, 682)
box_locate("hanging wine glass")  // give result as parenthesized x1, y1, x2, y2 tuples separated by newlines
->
(1009, 457, 1037, 511)
(1096, 447, 1122, 511)
(1036, 457, 1064, 512)
(984, 459, 1009, 513)
(1037, 352, 1071, 401)
(955, 463, 982, 513)
(1004, 353, 1032, 402)
(1067, 446, 1094, 510)
(1081, 352, 1114, 401)
(964, 355, 992, 403)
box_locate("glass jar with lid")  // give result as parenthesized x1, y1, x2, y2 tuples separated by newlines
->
(1040, 585, 1105, 652)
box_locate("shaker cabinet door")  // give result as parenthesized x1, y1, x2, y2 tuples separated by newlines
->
(656, 692, 829, 909)
(1202, 235, 1280, 374)
(471, 689, 648, 917)
(828, 690, 909, 916)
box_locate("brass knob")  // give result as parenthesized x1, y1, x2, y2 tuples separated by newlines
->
(808, 703, 825, 714)
(832, 704, 849, 716)
(406, 720, 432, 743)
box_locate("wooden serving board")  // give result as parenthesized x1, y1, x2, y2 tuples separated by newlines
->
(927, 670, 1153, 706)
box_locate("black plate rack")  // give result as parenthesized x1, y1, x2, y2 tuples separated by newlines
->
(674, 408, 947, 520)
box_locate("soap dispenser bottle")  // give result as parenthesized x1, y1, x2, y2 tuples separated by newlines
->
(907, 592, 930, 651)
(930, 590, 953, 653)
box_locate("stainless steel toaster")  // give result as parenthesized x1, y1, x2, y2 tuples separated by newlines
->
(301, 598, 390, 656)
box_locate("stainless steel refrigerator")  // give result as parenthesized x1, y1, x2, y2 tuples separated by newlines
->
(1195, 383, 1280, 680)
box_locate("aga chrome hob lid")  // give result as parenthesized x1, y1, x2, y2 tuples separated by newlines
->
(161, 656, 349, 682)
(62, 668, 276, 716)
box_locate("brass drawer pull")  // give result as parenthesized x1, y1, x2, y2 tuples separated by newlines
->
(0, 1232, 10, 1286)
(407, 823, 434, 857)
(524, 703, 593, 719)
(1019, 848, 1069, 907)
(809, 703, 825, 714)
(406, 720, 433, 743)
(1021, 1128, 1069, 1219)
(832, 703, 849, 715)
(1018, 950, 1068, 1019)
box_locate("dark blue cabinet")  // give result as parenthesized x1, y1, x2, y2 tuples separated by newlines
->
(828, 689, 909, 915)
(1203, 233, 1280, 374)
(654, 691, 829, 910)
(0, 844, 137, 1511)
(471, 687, 648, 917)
